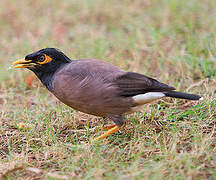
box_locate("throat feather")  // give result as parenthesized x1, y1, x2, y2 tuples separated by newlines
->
(33, 71, 55, 92)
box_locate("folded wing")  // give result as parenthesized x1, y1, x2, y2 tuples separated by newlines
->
(114, 72, 175, 96)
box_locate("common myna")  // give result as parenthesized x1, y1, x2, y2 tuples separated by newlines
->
(12, 48, 202, 140)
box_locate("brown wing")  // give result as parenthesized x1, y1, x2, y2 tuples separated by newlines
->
(113, 72, 175, 96)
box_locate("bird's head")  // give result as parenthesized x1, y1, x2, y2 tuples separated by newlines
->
(12, 48, 71, 73)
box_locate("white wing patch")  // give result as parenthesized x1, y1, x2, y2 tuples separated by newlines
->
(132, 92, 165, 105)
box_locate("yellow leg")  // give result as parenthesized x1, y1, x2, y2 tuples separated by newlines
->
(99, 124, 116, 131)
(94, 126, 120, 141)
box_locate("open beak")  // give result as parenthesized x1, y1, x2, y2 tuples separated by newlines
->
(12, 59, 35, 69)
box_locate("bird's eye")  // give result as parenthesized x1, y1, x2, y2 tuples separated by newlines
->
(36, 54, 53, 65)
(38, 55, 45, 62)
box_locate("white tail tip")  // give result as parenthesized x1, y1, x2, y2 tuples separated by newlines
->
(199, 97, 204, 101)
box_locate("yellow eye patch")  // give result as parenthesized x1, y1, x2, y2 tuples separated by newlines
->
(37, 54, 53, 65)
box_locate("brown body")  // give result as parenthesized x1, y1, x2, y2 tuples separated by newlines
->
(52, 59, 134, 117)
(12, 48, 202, 140)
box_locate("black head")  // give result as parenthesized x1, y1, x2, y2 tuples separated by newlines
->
(12, 48, 72, 91)
(12, 48, 72, 73)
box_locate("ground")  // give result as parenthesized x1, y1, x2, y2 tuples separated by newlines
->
(0, 0, 215, 179)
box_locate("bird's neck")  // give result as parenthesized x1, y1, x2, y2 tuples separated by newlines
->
(30, 63, 71, 92)
(33, 71, 55, 92)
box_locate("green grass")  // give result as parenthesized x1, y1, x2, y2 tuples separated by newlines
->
(0, 0, 216, 179)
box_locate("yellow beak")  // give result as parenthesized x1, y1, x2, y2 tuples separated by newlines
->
(12, 59, 34, 69)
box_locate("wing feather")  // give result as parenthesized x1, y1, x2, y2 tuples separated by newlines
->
(114, 72, 175, 96)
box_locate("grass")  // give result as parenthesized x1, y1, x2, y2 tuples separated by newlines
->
(0, 0, 216, 179)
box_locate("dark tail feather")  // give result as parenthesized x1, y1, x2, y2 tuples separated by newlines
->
(164, 91, 202, 100)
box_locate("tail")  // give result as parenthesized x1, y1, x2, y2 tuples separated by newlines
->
(164, 91, 202, 100)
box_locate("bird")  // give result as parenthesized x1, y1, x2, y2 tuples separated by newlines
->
(12, 48, 202, 141)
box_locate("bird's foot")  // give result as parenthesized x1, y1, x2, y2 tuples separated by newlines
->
(98, 124, 116, 131)
(93, 125, 120, 141)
